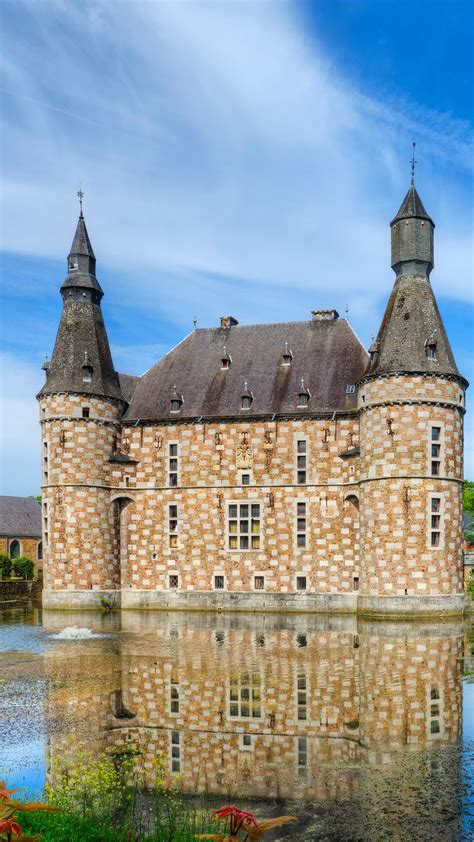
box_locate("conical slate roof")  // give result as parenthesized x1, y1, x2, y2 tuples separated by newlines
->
(366, 273, 462, 380)
(390, 183, 434, 226)
(69, 213, 95, 258)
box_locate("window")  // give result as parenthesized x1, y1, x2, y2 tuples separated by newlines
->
(169, 574, 179, 589)
(345, 384, 356, 394)
(169, 504, 178, 548)
(430, 497, 442, 548)
(296, 440, 307, 484)
(82, 407, 90, 418)
(296, 502, 307, 547)
(9, 540, 20, 559)
(169, 443, 178, 486)
(229, 673, 261, 718)
(296, 674, 307, 720)
(297, 388, 310, 408)
(228, 503, 261, 550)
(296, 575, 307, 591)
(221, 347, 231, 369)
(281, 342, 293, 366)
(241, 473, 250, 486)
(430, 426, 442, 476)
(353, 576, 359, 591)
(214, 574, 225, 589)
(170, 731, 181, 773)
(37, 541, 43, 561)
(426, 342, 437, 359)
(428, 687, 443, 738)
(297, 737, 307, 774)
(69, 259, 78, 271)
(170, 679, 180, 714)
(240, 734, 253, 751)
(254, 575, 265, 590)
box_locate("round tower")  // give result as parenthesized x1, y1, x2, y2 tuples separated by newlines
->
(357, 179, 468, 616)
(38, 202, 126, 608)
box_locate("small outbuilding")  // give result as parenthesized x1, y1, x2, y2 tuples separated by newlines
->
(0, 496, 43, 572)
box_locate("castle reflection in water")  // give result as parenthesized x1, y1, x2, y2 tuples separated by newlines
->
(42, 612, 468, 838)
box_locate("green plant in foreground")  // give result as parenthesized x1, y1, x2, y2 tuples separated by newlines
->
(12, 557, 34, 580)
(0, 555, 12, 580)
(0, 779, 58, 841)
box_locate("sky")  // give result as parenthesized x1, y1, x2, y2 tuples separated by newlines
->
(0, 0, 473, 495)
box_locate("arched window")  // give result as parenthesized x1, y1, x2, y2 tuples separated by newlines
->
(345, 494, 360, 511)
(9, 539, 20, 559)
(37, 541, 43, 561)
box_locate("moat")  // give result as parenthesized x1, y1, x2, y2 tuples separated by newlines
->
(1, 607, 473, 840)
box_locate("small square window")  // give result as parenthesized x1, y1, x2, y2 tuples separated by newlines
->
(431, 427, 441, 441)
(169, 574, 179, 589)
(430, 720, 440, 734)
(82, 407, 90, 418)
(353, 576, 359, 591)
(431, 532, 440, 547)
(241, 734, 252, 749)
(296, 575, 307, 591)
(214, 575, 225, 590)
(241, 474, 250, 486)
(297, 440, 306, 454)
(431, 461, 440, 476)
(254, 575, 264, 590)
(431, 498, 441, 513)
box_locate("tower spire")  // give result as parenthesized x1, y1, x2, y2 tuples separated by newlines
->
(410, 141, 417, 185)
(77, 186, 84, 217)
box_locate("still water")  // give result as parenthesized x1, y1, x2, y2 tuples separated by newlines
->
(1, 607, 473, 841)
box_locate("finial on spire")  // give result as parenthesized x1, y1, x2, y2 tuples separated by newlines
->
(77, 186, 84, 216)
(410, 142, 417, 185)
(193, 315, 197, 330)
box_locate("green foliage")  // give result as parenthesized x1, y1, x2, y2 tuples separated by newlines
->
(467, 570, 474, 597)
(464, 481, 474, 514)
(13, 810, 121, 841)
(12, 557, 34, 580)
(465, 530, 474, 547)
(0, 554, 12, 579)
(99, 595, 112, 612)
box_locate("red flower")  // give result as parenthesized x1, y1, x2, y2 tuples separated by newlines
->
(211, 805, 257, 835)
(0, 818, 22, 835)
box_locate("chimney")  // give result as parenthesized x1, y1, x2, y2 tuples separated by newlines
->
(311, 309, 339, 321)
(220, 315, 239, 328)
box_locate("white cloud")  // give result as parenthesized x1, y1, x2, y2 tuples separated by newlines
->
(0, 354, 42, 496)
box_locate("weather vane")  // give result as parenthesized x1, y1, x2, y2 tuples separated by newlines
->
(77, 186, 84, 215)
(410, 142, 417, 185)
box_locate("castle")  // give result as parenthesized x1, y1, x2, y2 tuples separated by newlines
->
(38, 178, 468, 615)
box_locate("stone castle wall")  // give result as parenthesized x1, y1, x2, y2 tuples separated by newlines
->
(358, 374, 464, 597)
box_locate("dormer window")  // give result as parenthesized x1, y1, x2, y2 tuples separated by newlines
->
(425, 341, 437, 360)
(281, 341, 293, 367)
(69, 259, 78, 271)
(297, 379, 310, 409)
(170, 386, 184, 413)
(241, 382, 253, 410)
(345, 385, 356, 395)
(81, 351, 93, 384)
(221, 346, 232, 370)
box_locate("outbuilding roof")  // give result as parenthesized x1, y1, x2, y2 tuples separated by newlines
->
(123, 315, 369, 422)
(0, 496, 42, 538)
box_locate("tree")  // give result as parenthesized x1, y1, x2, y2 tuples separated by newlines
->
(464, 481, 474, 514)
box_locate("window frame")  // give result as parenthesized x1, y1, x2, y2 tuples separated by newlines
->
(168, 502, 179, 549)
(168, 572, 180, 589)
(228, 672, 262, 720)
(428, 493, 444, 550)
(295, 499, 308, 550)
(295, 435, 308, 485)
(295, 574, 307, 592)
(227, 500, 262, 551)
(168, 441, 179, 487)
(429, 423, 443, 478)
(213, 572, 226, 590)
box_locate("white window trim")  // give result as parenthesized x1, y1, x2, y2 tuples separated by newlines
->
(253, 572, 266, 591)
(212, 571, 226, 590)
(428, 492, 444, 551)
(169, 730, 182, 774)
(296, 671, 308, 722)
(168, 441, 179, 487)
(294, 498, 309, 553)
(294, 433, 309, 485)
(239, 734, 254, 751)
(228, 674, 263, 720)
(170, 678, 180, 717)
(426, 686, 444, 739)
(226, 499, 263, 552)
(238, 470, 253, 486)
(9, 538, 22, 557)
(428, 422, 444, 478)
(168, 571, 180, 589)
(295, 572, 309, 592)
(168, 501, 179, 550)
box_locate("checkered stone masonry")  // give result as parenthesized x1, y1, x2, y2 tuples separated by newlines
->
(358, 374, 465, 597)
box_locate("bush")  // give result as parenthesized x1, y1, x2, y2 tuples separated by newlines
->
(464, 530, 474, 547)
(0, 554, 12, 579)
(12, 556, 34, 580)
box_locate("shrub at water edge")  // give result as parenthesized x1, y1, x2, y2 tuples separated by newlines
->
(0, 555, 12, 580)
(12, 557, 34, 580)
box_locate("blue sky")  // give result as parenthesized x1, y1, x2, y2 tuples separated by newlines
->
(0, 0, 473, 495)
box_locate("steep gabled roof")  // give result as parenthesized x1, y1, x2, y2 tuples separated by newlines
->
(123, 318, 369, 421)
(69, 213, 95, 258)
(0, 496, 41, 538)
